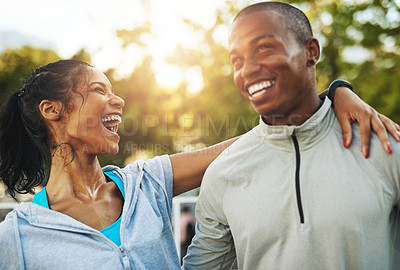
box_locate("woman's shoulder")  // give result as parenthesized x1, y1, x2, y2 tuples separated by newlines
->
(110, 155, 171, 180)
(0, 209, 18, 243)
(103, 155, 173, 194)
(0, 214, 22, 268)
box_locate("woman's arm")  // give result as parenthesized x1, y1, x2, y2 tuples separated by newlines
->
(326, 87, 400, 158)
(170, 136, 239, 196)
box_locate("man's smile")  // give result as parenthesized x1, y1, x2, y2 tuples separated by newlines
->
(247, 80, 276, 98)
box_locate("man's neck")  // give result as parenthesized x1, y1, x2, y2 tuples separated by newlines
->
(262, 98, 323, 126)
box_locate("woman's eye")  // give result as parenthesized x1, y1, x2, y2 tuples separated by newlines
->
(94, 88, 106, 94)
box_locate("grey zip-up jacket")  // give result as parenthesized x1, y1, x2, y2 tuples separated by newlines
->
(0, 155, 181, 270)
(183, 98, 400, 270)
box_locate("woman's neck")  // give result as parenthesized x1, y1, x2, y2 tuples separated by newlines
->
(46, 146, 107, 203)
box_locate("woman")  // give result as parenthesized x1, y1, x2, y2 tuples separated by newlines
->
(0, 60, 397, 269)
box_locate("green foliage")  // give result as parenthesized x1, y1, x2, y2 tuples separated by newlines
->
(284, 0, 400, 122)
(1, 0, 399, 168)
(71, 49, 92, 64)
(107, 0, 400, 163)
(99, 55, 178, 166)
(0, 46, 60, 106)
(117, 22, 152, 48)
(164, 12, 258, 146)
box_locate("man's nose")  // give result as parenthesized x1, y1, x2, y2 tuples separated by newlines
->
(241, 57, 261, 78)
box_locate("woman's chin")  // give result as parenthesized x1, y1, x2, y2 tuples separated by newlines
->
(102, 144, 119, 155)
(82, 142, 119, 156)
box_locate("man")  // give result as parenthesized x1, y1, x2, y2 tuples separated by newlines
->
(182, 2, 400, 269)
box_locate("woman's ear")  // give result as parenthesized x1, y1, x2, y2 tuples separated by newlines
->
(39, 100, 63, 121)
(306, 37, 320, 66)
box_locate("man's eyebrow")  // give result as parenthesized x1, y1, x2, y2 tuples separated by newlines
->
(229, 49, 238, 58)
(229, 34, 275, 57)
(250, 34, 275, 45)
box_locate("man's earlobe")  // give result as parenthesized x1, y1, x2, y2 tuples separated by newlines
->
(306, 37, 320, 65)
(39, 100, 63, 121)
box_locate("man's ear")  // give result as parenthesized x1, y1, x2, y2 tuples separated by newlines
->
(306, 37, 320, 65)
(39, 100, 63, 121)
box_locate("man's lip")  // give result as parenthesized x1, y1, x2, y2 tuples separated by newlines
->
(249, 90, 267, 100)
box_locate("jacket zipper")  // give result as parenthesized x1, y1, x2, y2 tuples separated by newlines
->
(291, 132, 304, 224)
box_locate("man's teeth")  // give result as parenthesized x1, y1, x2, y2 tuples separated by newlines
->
(248, 81, 275, 96)
(101, 115, 122, 124)
(252, 90, 266, 98)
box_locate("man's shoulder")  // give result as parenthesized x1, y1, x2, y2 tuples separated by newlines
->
(332, 120, 400, 169)
(203, 125, 265, 182)
(212, 125, 263, 161)
(226, 124, 264, 151)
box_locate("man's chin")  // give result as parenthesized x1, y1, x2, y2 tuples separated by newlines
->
(252, 104, 271, 116)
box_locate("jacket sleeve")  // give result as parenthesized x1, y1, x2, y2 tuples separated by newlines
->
(182, 162, 236, 270)
(388, 140, 400, 251)
(0, 215, 25, 270)
(143, 155, 174, 204)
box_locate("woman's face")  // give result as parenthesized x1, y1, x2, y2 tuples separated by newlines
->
(63, 67, 125, 156)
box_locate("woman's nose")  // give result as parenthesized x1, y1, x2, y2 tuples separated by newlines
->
(109, 94, 125, 108)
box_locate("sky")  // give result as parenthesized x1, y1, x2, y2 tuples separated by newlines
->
(0, 0, 233, 91)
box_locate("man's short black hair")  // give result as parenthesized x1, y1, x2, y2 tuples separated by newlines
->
(233, 1, 313, 45)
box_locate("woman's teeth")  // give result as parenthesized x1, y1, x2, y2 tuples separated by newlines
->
(101, 115, 122, 133)
(101, 115, 122, 123)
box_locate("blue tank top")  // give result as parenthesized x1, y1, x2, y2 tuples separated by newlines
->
(32, 171, 125, 246)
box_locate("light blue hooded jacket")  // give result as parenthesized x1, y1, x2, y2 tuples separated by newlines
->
(0, 155, 180, 270)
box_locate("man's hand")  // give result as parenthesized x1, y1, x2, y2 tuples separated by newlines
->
(334, 87, 400, 158)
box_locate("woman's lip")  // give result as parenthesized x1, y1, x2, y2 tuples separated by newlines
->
(101, 114, 122, 123)
(101, 124, 120, 139)
(101, 112, 122, 138)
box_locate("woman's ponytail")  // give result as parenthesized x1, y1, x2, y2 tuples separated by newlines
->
(0, 91, 47, 200)
(0, 60, 91, 200)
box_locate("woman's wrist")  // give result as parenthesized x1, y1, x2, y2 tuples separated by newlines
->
(328, 80, 353, 106)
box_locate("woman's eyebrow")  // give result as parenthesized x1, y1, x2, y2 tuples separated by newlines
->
(89, 82, 115, 94)
(90, 82, 106, 87)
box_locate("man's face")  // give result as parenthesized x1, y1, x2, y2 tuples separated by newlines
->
(229, 10, 310, 125)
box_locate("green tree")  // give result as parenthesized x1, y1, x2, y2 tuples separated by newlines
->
(284, 0, 400, 122)
(71, 48, 92, 64)
(98, 55, 179, 167)
(105, 0, 400, 164)
(0, 46, 60, 106)
(164, 14, 257, 146)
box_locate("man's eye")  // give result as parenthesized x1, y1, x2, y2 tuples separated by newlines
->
(232, 57, 243, 66)
(257, 44, 272, 53)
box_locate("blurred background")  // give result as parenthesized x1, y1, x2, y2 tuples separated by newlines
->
(0, 0, 399, 202)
